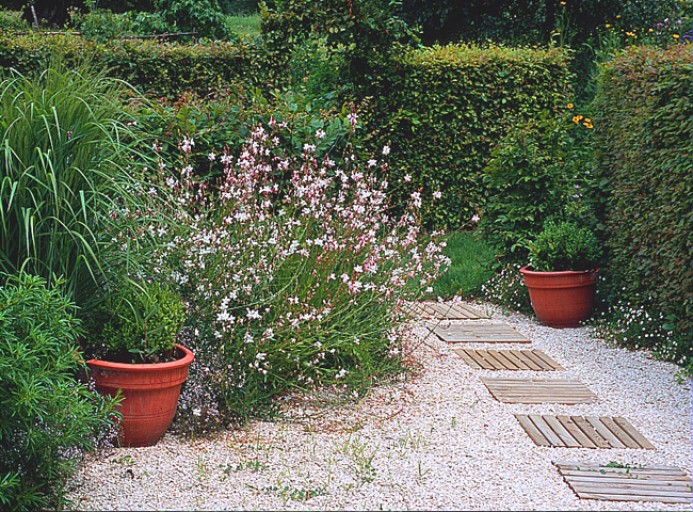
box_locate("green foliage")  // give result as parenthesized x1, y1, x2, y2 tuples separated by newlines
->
(157, 0, 232, 40)
(72, 8, 169, 42)
(260, 0, 415, 94)
(0, 32, 282, 100)
(528, 220, 602, 271)
(481, 264, 533, 315)
(479, 107, 596, 260)
(371, 44, 572, 229)
(84, 281, 185, 363)
(225, 13, 261, 39)
(0, 273, 118, 512)
(0, 59, 160, 304)
(0, 10, 25, 31)
(139, 85, 353, 181)
(431, 231, 496, 299)
(591, 44, 693, 367)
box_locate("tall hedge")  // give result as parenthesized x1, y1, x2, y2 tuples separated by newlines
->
(592, 45, 693, 357)
(0, 33, 283, 99)
(372, 44, 572, 228)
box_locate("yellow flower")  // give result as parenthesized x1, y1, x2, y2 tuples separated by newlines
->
(616, 15, 621, 19)
(572, 114, 583, 124)
(673, 34, 680, 39)
(626, 31, 636, 37)
(567, 103, 574, 109)
(584, 118, 592, 123)
(605, 23, 611, 28)
(560, 1, 566, 5)
(648, 28, 654, 33)
(583, 122, 594, 129)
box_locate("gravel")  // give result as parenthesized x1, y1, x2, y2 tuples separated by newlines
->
(66, 302, 692, 511)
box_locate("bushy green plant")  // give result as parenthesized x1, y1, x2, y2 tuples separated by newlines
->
(158, 0, 232, 40)
(150, 124, 449, 425)
(71, 8, 169, 41)
(84, 280, 185, 363)
(528, 220, 602, 271)
(0, 10, 25, 31)
(0, 59, 161, 304)
(481, 264, 533, 315)
(479, 107, 596, 261)
(0, 273, 119, 512)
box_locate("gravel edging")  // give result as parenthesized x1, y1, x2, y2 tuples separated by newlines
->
(66, 302, 692, 511)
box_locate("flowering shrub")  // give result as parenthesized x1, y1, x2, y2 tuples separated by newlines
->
(151, 125, 448, 426)
(481, 264, 532, 315)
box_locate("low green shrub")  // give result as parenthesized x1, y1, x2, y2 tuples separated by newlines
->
(0, 32, 282, 99)
(591, 44, 692, 369)
(479, 107, 596, 261)
(0, 273, 118, 512)
(528, 220, 602, 271)
(371, 44, 573, 229)
(0, 10, 24, 31)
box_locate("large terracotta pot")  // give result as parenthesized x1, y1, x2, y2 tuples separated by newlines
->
(520, 266, 599, 328)
(87, 344, 194, 447)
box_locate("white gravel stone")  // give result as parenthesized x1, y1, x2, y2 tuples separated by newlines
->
(66, 302, 692, 511)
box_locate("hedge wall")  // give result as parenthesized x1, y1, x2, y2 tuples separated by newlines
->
(0, 33, 284, 99)
(371, 44, 573, 229)
(592, 45, 693, 359)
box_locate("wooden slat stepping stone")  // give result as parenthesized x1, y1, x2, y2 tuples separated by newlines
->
(515, 415, 655, 449)
(554, 461, 692, 504)
(432, 323, 530, 344)
(404, 302, 489, 320)
(454, 349, 564, 371)
(483, 378, 596, 404)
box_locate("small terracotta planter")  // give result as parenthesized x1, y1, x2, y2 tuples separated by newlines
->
(87, 344, 194, 448)
(520, 266, 599, 328)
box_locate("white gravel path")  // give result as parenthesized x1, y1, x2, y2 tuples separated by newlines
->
(66, 302, 693, 511)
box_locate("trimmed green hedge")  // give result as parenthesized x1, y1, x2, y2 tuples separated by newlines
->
(0, 33, 283, 99)
(593, 45, 693, 361)
(371, 44, 573, 229)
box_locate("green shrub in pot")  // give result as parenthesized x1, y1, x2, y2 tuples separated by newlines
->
(84, 280, 186, 364)
(528, 220, 602, 272)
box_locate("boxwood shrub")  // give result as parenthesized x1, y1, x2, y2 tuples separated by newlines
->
(592, 44, 692, 366)
(371, 44, 573, 229)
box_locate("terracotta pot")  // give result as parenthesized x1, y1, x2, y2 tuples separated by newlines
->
(87, 344, 194, 448)
(520, 266, 599, 328)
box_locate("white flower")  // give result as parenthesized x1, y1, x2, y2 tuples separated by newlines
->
(404, 174, 412, 183)
(382, 145, 391, 156)
(315, 129, 326, 139)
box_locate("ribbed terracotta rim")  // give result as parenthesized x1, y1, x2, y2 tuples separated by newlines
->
(87, 344, 194, 371)
(520, 265, 599, 276)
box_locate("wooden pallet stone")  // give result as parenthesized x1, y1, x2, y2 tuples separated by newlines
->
(516, 415, 655, 449)
(482, 378, 596, 404)
(404, 302, 489, 320)
(432, 323, 530, 344)
(454, 349, 564, 371)
(554, 461, 692, 504)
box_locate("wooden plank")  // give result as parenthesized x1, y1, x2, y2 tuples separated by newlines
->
(543, 416, 581, 447)
(487, 350, 519, 370)
(559, 470, 692, 481)
(557, 416, 597, 449)
(525, 350, 564, 371)
(568, 476, 693, 489)
(452, 349, 485, 369)
(571, 417, 612, 448)
(583, 416, 626, 449)
(515, 415, 552, 447)
(600, 417, 641, 449)
(433, 323, 531, 344)
(575, 492, 692, 504)
(612, 417, 656, 450)
(528, 415, 565, 447)
(570, 484, 692, 498)
(501, 350, 532, 370)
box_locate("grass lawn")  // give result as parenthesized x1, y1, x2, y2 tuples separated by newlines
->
(225, 14, 261, 39)
(432, 231, 497, 300)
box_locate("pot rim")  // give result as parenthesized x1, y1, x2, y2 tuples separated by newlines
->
(86, 343, 194, 371)
(520, 265, 600, 276)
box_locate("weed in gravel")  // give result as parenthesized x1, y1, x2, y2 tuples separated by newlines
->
(397, 430, 431, 453)
(340, 436, 378, 483)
